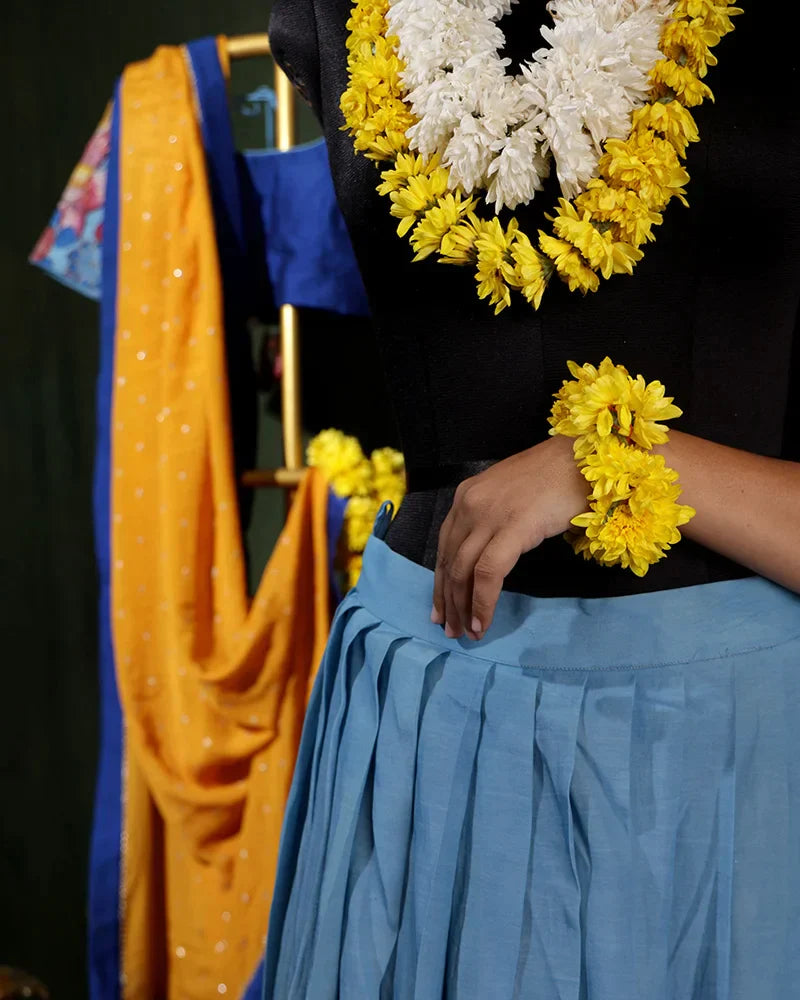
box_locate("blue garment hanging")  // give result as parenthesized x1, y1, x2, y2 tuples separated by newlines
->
(191, 35, 370, 319)
(242, 143, 370, 318)
(31, 41, 369, 319)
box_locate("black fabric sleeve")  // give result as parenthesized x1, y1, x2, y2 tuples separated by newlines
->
(269, 0, 323, 121)
(783, 305, 800, 462)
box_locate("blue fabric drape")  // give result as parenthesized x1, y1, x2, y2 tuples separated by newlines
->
(88, 81, 123, 1000)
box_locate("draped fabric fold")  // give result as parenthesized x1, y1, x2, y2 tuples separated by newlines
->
(111, 45, 332, 1000)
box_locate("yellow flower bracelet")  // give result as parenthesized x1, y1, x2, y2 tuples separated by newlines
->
(549, 357, 696, 576)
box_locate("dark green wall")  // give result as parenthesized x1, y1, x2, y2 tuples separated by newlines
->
(1, 4, 281, 997)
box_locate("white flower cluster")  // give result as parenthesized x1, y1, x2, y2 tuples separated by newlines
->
(386, 0, 675, 210)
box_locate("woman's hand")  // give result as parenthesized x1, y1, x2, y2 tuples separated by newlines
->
(431, 434, 588, 640)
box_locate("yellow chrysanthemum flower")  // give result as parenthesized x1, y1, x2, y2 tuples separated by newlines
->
(371, 446, 405, 480)
(345, 0, 389, 50)
(438, 213, 488, 265)
(389, 169, 451, 237)
(548, 357, 683, 452)
(599, 132, 690, 212)
(570, 487, 695, 576)
(411, 192, 477, 260)
(340, 24, 412, 161)
(626, 373, 684, 448)
(371, 447, 406, 512)
(509, 230, 551, 309)
(629, 101, 699, 157)
(570, 437, 695, 575)
(550, 199, 644, 279)
(575, 181, 662, 248)
(579, 436, 677, 502)
(306, 429, 372, 497)
(306, 428, 362, 475)
(649, 59, 714, 107)
(550, 202, 611, 271)
(362, 130, 412, 161)
(344, 41, 404, 106)
(377, 152, 440, 196)
(553, 363, 634, 440)
(538, 232, 600, 295)
(550, 358, 626, 461)
(661, 19, 718, 77)
(368, 101, 416, 139)
(548, 357, 615, 432)
(568, 357, 625, 382)
(351, 122, 411, 162)
(473, 217, 519, 314)
(566, 528, 593, 560)
(674, 0, 742, 38)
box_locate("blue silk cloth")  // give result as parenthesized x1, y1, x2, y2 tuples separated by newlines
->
(263, 501, 800, 999)
(31, 40, 368, 319)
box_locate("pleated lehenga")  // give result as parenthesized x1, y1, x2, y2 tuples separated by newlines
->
(263, 502, 800, 1000)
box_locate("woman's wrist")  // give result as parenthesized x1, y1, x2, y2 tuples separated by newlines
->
(650, 429, 800, 592)
(537, 432, 592, 540)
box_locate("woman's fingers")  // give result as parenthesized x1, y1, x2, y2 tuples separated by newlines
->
(431, 507, 455, 626)
(432, 480, 479, 632)
(443, 526, 493, 639)
(469, 530, 522, 637)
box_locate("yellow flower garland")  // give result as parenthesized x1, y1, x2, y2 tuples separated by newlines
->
(550, 358, 696, 576)
(341, 0, 741, 313)
(307, 429, 406, 589)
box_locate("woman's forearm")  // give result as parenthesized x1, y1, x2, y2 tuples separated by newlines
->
(656, 430, 800, 593)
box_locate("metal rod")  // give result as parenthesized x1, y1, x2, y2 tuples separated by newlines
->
(274, 64, 303, 472)
(227, 33, 271, 59)
(241, 467, 306, 488)
(233, 40, 306, 493)
(275, 64, 296, 148)
(279, 304, 303, 470)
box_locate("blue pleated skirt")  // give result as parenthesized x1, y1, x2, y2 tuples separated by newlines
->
(263, 504, 800, 1000)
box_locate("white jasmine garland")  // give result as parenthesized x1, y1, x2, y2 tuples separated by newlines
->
(386, 0, 676, 210)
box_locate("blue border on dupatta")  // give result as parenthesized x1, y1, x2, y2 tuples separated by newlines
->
(88, 81, 124, 1000)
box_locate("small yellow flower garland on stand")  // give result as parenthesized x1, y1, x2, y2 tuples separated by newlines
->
(341, 0, 741, 314)
(550, 358, 696, 576)
(307, 429, 406, 590)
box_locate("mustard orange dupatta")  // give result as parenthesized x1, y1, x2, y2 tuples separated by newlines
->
(111, 44, 331, 999)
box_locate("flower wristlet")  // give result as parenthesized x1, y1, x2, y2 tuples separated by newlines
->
(549, 357, 696, 576)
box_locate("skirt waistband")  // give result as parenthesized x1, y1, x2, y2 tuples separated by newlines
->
(355, 506, 800, 672)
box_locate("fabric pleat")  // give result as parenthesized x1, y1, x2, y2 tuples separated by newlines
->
(264, 521, 800, 1000)
(341, 638, 436, 993)
(451, 666, 538, 1000)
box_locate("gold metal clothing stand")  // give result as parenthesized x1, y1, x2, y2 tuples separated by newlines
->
(227, 34, 305, 490)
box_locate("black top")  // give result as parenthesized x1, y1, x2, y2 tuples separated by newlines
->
(269, 0, 800, 598)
